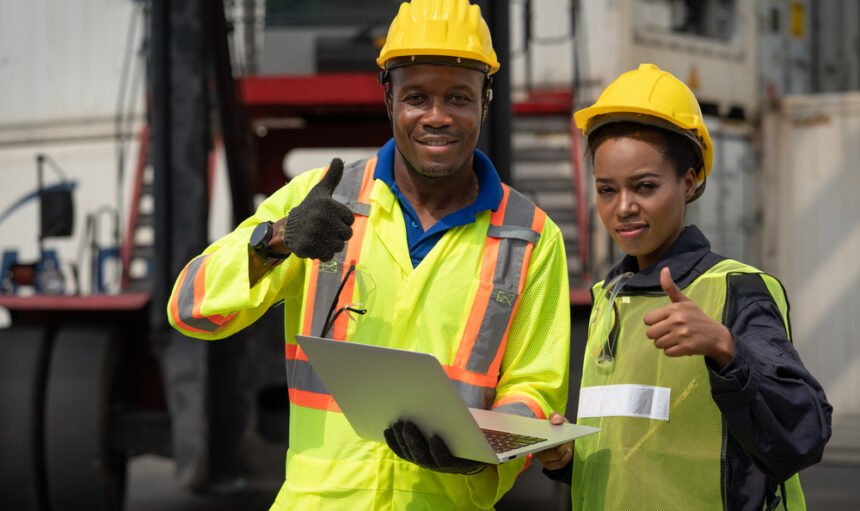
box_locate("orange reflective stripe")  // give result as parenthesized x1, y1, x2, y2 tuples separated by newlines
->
(518, 454, 534, 475)
(208, 312, 237, 326)
(192, 259, 207, 319)
(357, 158, 376, 202)
(442, 364, 499, 388)
(330, 159, 376, 340)
(285, 342, 309, 361)
(168, 264, 207, 334)
(491, 185, 510, 225)
(453, 187, 510, 369)
(288, 387, 341, 412)
(289, 159, 375, 412)
(487, 208, 546, 372)
(302, 159, 374, 339)
(448, 186, 546, 408)
(530, 206, 547, 234)
(484, 208, 546, 379)
(301, 261, 321, 336)
(453, 239, 500, 369)
(493, 394, 546, 419)
(169, 255, 234, 334)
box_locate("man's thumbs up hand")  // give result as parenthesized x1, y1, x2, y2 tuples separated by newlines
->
(275, 158, 355, 261)
(643, 267, 735, 367)
(315, 157, 345, 196)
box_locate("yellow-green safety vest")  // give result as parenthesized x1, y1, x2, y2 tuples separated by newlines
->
(573, 259, 806, 511)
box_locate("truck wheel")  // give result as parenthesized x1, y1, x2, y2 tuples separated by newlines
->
(0, 326, 51, 510)
(44, 326, 126, 511)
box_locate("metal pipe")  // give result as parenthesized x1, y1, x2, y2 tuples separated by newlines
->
(524, 0, 532, 94)
(36, 154, 45, 258)
(150, 0, 171, 331)
(476, 0, 512, 184)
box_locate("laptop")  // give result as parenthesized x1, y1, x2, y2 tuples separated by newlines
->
(295, 335, 599, 464)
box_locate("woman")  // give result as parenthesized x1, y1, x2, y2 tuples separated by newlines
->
(537, 64, 832, 510)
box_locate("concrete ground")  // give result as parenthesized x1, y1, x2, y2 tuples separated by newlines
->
(126, 455, 860, 510)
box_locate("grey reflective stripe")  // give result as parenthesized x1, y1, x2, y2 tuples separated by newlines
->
(486, 225, 540, 245)
(176, 256, 220, 332)
(309, 260, 344, 337)
(465, 189, 538, 373)
(332, 159, 372, 216)
(451, 379, 496, 410)
(309, 159, 371, 338)
(286, 358, 330, 395)
(493, 402, 537, 418)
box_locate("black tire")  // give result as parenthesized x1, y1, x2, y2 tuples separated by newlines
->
(44, 326, 126, 511)
(0, 326, 51, 510)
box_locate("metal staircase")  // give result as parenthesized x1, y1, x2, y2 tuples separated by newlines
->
(121, 125, 155, 292)
(511, 93, 591, 300)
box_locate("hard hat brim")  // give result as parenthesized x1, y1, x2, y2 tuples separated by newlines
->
(574, 106, 714, 180)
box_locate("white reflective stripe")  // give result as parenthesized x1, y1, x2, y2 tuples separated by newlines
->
(577, 384, 671, 421)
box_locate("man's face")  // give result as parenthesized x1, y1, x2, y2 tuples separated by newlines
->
(388, 64, 485, 178)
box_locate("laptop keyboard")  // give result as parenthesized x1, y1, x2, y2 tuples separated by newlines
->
(481, 428, 546, 453)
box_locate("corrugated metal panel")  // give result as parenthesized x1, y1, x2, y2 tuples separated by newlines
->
(687, 120, 758, 265)
(758, 0, 812, 97)
(763, 92, 860, 459)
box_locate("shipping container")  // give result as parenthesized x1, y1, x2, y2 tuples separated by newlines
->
(762, 91, 860, 463)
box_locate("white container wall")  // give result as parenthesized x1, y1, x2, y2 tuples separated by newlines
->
(511, 0, 758, 117)
(762, 92, 860, 462)
(0, 0, 143, 127)
(0, 0, 145, 296)
(0, 0, 235, 297)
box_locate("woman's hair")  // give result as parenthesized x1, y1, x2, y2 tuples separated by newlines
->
(585, 121, 703, 180)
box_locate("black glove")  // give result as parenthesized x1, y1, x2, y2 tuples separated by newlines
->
(283, 158, 354, 261)
(384, 420, 487, 475)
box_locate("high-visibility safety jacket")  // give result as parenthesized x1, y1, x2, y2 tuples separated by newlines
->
(167, 157, 571, 510)
(571, 226, 831, 511)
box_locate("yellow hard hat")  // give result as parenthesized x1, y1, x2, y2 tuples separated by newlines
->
(574, 63, 713, 181)
(377, 0, 500, 75)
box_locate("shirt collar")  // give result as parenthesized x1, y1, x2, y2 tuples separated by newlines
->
(604, 225, 721, 292)
(373, 138, 504, 221)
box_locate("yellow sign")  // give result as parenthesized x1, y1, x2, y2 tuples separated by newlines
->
(790, 2, 806, 39)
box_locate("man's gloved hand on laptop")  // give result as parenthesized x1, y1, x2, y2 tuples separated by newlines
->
(384, 420, 486, 475)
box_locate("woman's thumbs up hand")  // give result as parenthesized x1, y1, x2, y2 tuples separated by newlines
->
(643, 267, 736, 368)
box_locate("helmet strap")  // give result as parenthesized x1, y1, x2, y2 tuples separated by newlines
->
(481, 76, 493, 124)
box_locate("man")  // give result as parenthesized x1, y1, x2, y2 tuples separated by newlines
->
(167, 1, 570, 509)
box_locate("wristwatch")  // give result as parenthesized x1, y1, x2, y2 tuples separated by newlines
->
(249, 221, 289, 264)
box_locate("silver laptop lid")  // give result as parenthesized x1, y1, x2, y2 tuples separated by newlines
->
(295, 335, 499, 462)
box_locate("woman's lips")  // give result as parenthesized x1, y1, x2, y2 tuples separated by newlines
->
(616, 224, 648, 239)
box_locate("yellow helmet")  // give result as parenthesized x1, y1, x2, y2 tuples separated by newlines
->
(574, 63, 713, 181)
(377, 0, 500, 75)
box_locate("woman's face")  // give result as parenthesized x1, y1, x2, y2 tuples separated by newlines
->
(593, 136, 697, 270)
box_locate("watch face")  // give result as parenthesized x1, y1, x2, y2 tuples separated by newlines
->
(250, 221, 272, 250)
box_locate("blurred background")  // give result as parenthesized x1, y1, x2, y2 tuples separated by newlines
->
(0, 0, 858, 509)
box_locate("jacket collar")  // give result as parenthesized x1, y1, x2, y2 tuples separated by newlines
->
(603, 225, 725, 293)
(372, 138, 504, 221)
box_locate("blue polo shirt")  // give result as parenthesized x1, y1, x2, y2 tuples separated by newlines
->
(373, 138, 504, 267)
